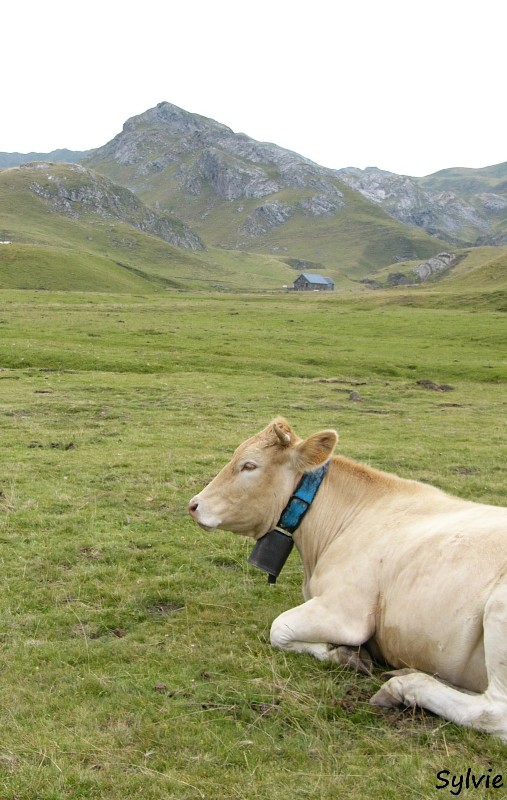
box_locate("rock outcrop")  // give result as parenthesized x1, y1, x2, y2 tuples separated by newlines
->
(412, 252, 455, 280)
(196, 149, 280, 200)
(24, 162, 204, 250)
(385, 252, 456, 287)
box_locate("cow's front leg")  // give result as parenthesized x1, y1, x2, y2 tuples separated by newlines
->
(270, 597, 374, 674)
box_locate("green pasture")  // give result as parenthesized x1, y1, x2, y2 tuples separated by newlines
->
(0, 289, 506, 799)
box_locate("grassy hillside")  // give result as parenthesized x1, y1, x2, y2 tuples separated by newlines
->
(193, 185, 446, 280)
(0, 166, 300, 292)
(125, 166, 447, 274)
(431, 247, 507, 289)
(125, 176, 449, 280)
(0, 241, 298, 294)
(435, 250, 507, 303)
(0, 166, 206, 292)
(364, 246, 507, 296)
(1, 160, 505, 294)
(0, 289, 505, 799)
(0, 243, 161, 293)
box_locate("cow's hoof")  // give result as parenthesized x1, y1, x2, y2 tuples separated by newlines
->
(329, 645, 374, 676)
(370, 681, 405, 709)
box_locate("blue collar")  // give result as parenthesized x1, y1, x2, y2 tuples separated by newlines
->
(276, 460, 330, 534)
(247, 460, 330, 583)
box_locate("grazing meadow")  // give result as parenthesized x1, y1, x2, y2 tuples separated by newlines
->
(0, 288, 506, 799)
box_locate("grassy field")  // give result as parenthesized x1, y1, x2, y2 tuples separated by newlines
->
(0, 288, 506, 799)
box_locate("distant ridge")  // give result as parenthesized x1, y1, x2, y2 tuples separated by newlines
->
(0, 148, 90, 169)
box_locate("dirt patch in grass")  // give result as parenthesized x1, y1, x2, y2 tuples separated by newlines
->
(146, 600, 185, 616)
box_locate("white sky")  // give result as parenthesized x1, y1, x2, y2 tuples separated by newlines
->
(1, 0, 505, 177)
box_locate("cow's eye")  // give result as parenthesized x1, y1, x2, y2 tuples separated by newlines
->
(241, 461, 257, 472)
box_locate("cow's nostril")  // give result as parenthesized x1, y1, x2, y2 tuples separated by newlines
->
(188, 500, 199, 515)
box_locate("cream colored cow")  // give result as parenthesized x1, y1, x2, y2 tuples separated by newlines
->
(188, 418, 507, 740)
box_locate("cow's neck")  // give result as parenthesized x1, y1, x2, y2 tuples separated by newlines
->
(293, 455, 398, 582)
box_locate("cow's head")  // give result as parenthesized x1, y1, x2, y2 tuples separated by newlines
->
(188, 418, 338, 538)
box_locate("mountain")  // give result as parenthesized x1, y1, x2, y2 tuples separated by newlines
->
(1, 101, 506, 292)
(0, 148, 90, 169)
(83, 102, 447, 280)
(337, 164, 507, 246)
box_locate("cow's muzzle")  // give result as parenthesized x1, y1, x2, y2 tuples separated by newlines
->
(187, 496, 219, 531)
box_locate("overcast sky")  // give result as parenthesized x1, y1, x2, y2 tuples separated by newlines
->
(2, 0, 505, 177)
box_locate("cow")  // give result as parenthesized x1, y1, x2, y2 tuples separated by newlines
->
(188, 418, 507, 740)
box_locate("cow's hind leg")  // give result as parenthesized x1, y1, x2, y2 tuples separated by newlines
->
(371, 583, 507, 741)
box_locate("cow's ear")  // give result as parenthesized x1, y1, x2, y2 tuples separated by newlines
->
(293, 429, 338, 471)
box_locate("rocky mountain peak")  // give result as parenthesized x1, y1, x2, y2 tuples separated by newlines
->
(123, 101, 233, 140)
(90, 101, 335, 193)
(85, 102, 358, 251)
